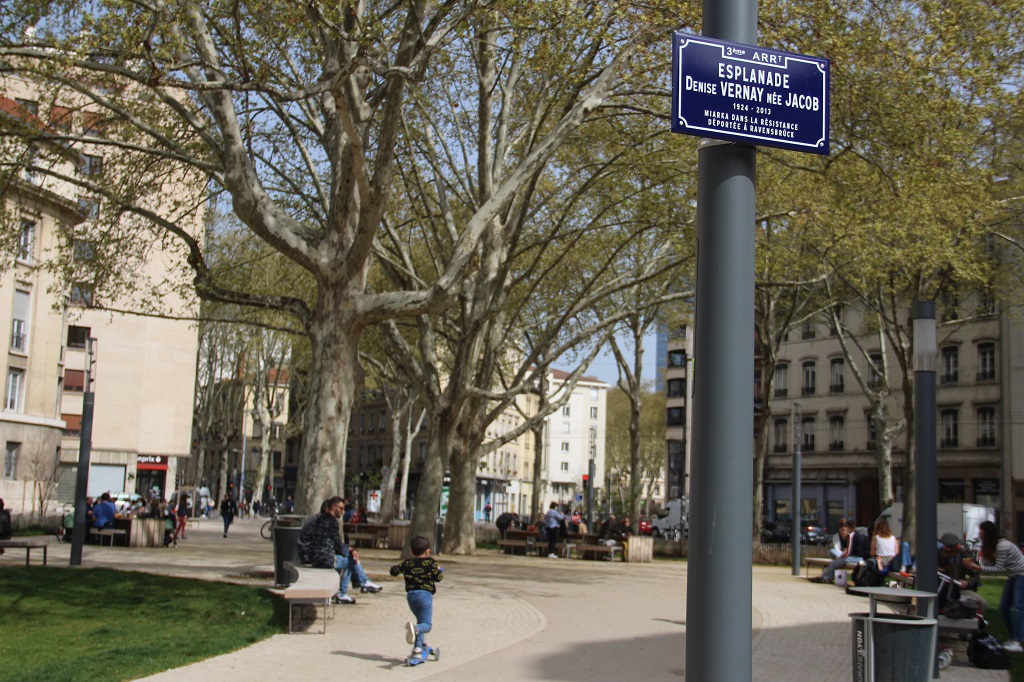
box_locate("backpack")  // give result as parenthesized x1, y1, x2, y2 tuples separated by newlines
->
(854, 560, 884, 587)
(968, 632, 1011, 670)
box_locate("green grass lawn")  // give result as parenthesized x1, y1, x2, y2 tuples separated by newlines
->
(0, 566, 286, 681)
(976, 577, 1024, 680)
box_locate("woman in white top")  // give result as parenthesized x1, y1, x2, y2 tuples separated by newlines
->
(871, 519, 898, 570)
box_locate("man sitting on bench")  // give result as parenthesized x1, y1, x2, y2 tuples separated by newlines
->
(0, 498, 11, 555)
(810, 521, 869, 584)
(299, 497, 383, 604)
(93, 493, 116, 530)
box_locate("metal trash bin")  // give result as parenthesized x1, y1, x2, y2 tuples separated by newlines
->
(851, 612, 937, 682)
(271, 520, 303, 587)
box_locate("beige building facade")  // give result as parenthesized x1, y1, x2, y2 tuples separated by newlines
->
(1, 80, 200, 518)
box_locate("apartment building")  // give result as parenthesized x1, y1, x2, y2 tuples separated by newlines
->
(764, 305, 1010, 533)
(664, 326, 694, 502)
(1, 81, 200, 515)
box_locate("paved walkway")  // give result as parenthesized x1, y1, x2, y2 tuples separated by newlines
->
(2, 517, 1010, 681)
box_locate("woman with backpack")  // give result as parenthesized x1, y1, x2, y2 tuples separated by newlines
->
(964, 520, 1024, 653)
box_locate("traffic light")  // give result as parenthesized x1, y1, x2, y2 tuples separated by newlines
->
(582, 474, 589, 490)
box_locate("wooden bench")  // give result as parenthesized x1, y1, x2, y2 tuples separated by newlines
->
(186, 517, 201, 529)
(803, 556, 859, 579)
(281, 562, 339, 634)
(497, 539, 531, 555)
(536, 541, 576, 558)
(89, 528, 128, 546)
(0, 539, 48, 565)
(577, 543, 623, 561)
(346, 532, 377, 549)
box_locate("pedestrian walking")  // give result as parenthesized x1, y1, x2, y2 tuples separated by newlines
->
(220, 493, 237, 537)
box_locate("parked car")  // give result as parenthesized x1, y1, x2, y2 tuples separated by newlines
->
(798, 521, 828, 545)
(760, 520, 791, 543)
(638, 516, 652, 535)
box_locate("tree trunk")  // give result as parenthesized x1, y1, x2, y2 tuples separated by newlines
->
(444, 427, 479, 555)
(410, 421, 448, 555)
(399, 409, 425, 520)
(297, 304, 363, 516)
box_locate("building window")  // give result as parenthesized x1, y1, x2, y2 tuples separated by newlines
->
(941, 409, 959, 448)
(590, 406, 598, 419)
(829, 416, 845, 451)
(11, 290, 29, 352)
(802, 361, 816, 396)
(667, 378, 685, 397)
(78, 153, 103, 178)
(773, 418, 788, 452)
(977, 343, 995, 382)
(17, 220, 34, 263)
(64, 369, 85, 393)
(560, 461, 569, 471)
(561, 422, 570, 434)
(562, 405, 570, 417)
(828, 304, 844, 336)
(78, 198, 101, 222)
(829, 358, 844, 393)
(379, 410, 386, 430)
(801, 417, 815, 452)
(667, 406, 685, 426)
(941, 346, 959, 384)
(561, 442, 569, 452)
(61, 413, 82, 437)
(69, 283, 94, 307)
(668, 350, 686, 368)
(5, 368, 24, 411)
(801, 320, 816, 340)
(15, 98, 39, 117)
(67, 325, 90, 349)
(774, 364, 788, 397)
(50, 105, 72, 132)
(3, 442, 18, 478)
(977, 407, 996, 447)
(82, 111, 105, 137)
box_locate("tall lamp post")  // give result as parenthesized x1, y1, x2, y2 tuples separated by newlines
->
(792, 402, 802, 576)
(70, 337, 98, 566)
(913, 301, 938, 595)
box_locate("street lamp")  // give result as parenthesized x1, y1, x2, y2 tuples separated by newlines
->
(913, 301, 938, 595)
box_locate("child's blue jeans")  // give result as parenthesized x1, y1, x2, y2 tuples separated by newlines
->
(407, 589, 433, 648)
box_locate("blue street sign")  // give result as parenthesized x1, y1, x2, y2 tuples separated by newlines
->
(672, 32, 830, 155)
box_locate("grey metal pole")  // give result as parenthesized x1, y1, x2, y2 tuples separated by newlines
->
(912, 301, 938, 679)
(913, 301, 938, 595)
(792, 403, 802, 576)
(685, 2, 756, 677)
(70, 338, 97, 566)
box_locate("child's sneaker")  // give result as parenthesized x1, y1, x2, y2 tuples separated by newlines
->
(413, 647, 423, 655)
(333, 593, 356, 605)
(406, 621, 416, 644)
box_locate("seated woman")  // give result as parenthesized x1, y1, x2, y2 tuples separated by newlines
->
(871, 519, 898, 571)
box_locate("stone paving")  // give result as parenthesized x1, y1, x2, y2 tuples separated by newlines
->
(0, 517, 1011, 681)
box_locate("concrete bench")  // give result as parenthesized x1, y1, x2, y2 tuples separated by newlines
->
(281, 562, 339, 634)
(0, 539, 48, 565)
(89, 528, 128, 546)
(577, 543, 623, 561)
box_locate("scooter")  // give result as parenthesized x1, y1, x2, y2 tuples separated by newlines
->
(405, 644, 440, 667)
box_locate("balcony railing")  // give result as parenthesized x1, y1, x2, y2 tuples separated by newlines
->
(829, 383, 844, 393)
(773, 444, 788, 453)
(940, 437, 959, 448)
(801, 385, 816, 396)
(802, 438, 815, 452)
(976, 370, 996, 382)
(829, 441, 844, 451)
(940, 372, 959, 384)
(774, 388, 788, 398)
(976, 436, 996, 447)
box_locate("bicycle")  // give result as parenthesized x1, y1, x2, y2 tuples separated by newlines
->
(260, 508, 280, 540)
